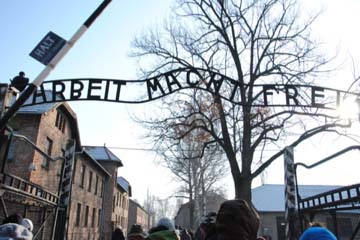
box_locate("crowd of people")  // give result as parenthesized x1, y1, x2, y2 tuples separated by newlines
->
(0, 199, 338, 240)
(112, 199, 338, 240)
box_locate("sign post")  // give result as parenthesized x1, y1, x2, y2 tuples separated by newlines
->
(29, 31, 67, 66)
(284, 147, 297, 240)
(0, 0, 112, 131)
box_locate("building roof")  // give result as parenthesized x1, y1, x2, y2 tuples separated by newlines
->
(117, 176, 131, 195)
(252, 184, 341, 212)
(80, 149, 111, 177)
(129, 198, 147, 213)
(18, 89, 64, 114)
(83, 146, 123, 167)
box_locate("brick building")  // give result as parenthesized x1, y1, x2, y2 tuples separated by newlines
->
(66, 150, 110, 240)
(84, 146, 131, 239)
(174, 192, 226, 230)
(113, 177, 132, 233)
(0, 88, 82, 239)
(128, 199, 149, 233)
(0, 86, 132, 240)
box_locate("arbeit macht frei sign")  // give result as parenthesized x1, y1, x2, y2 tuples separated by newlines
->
(25, 68, 360, 111)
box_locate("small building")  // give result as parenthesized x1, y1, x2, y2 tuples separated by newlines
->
(174, 192, 226, 230)
(67, 150, 110, 240)
(84, 146, 126, 240)
(112, 176, 132, 233)
(128, 199, 149, 233)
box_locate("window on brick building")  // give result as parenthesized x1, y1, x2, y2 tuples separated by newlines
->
(116, 192, 119, 206)
(84, 205, 89, 227)
(55, 109, 66, 133)
(100, 179, 104, 198)
(42, 137, 53, 168)
(75, 203, 81, 227)
(122, 196, 126, 208)
(88, 171, 93, 192)
(95, 175, 99, 195)
(80, 164, 85, 188)
(98, 209, 102, 227)
(92, 207, 96, 227)
(113, 196, 116, 212)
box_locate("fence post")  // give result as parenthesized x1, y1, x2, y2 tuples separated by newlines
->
(284, 147, 296, 240)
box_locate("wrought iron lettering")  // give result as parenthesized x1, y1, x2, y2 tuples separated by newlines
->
(22, 69, 360, 111)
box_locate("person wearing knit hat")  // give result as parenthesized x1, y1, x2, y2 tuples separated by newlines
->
(21, 219, 33, 232)
(299, 227, 337, 240)
(216, 199, 260, 240)
(0, 223, 33, 240)
(156, 217, 175, 231)
(146, 217, 179, 240)
(127, 224, 146, 240)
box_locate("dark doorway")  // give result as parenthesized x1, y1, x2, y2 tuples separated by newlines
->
(276, 216, 286, 240)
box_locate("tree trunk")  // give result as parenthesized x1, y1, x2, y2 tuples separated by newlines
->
(236, 105, 254, 203)
(235, 175, 253, 202)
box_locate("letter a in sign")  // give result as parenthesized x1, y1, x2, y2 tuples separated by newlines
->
(30, 31, 67, 65)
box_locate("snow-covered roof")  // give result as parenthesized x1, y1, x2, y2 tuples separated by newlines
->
(18, 90, 63, 114)
(117, 176, 131, 195)
(83, 146, 123, 166)
(252, 184, 341, 212)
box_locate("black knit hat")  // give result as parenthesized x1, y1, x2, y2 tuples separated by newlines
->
(128, 224, 146, 239)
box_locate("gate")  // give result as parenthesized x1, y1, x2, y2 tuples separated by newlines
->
(294, 146, 360, 240)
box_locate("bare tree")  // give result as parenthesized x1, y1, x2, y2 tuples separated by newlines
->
(143, 190, 176, 225)
(149, 90, 227, 228)
(132, 0, 352, 202)
(143, 189, 157, 229)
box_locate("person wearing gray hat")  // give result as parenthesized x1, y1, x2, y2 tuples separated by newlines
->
(0, 223, 33, 240)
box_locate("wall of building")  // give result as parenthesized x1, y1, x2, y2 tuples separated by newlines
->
(136, 206, 149, 232)
(112, 187, 129, 234)
(5, 105, 75, 194)
(30, 106, 73, 193)
(67, 153, 106, 240)
(98, 161, 118, 240)
(174, 193, 226, 230)
(258, 212, 282, 240)
(128, 199, 149, 233)
(4, 114, 40, 180)
(174, 204, 190, 229)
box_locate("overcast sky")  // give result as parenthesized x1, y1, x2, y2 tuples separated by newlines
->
(1, 0, 360, 204)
